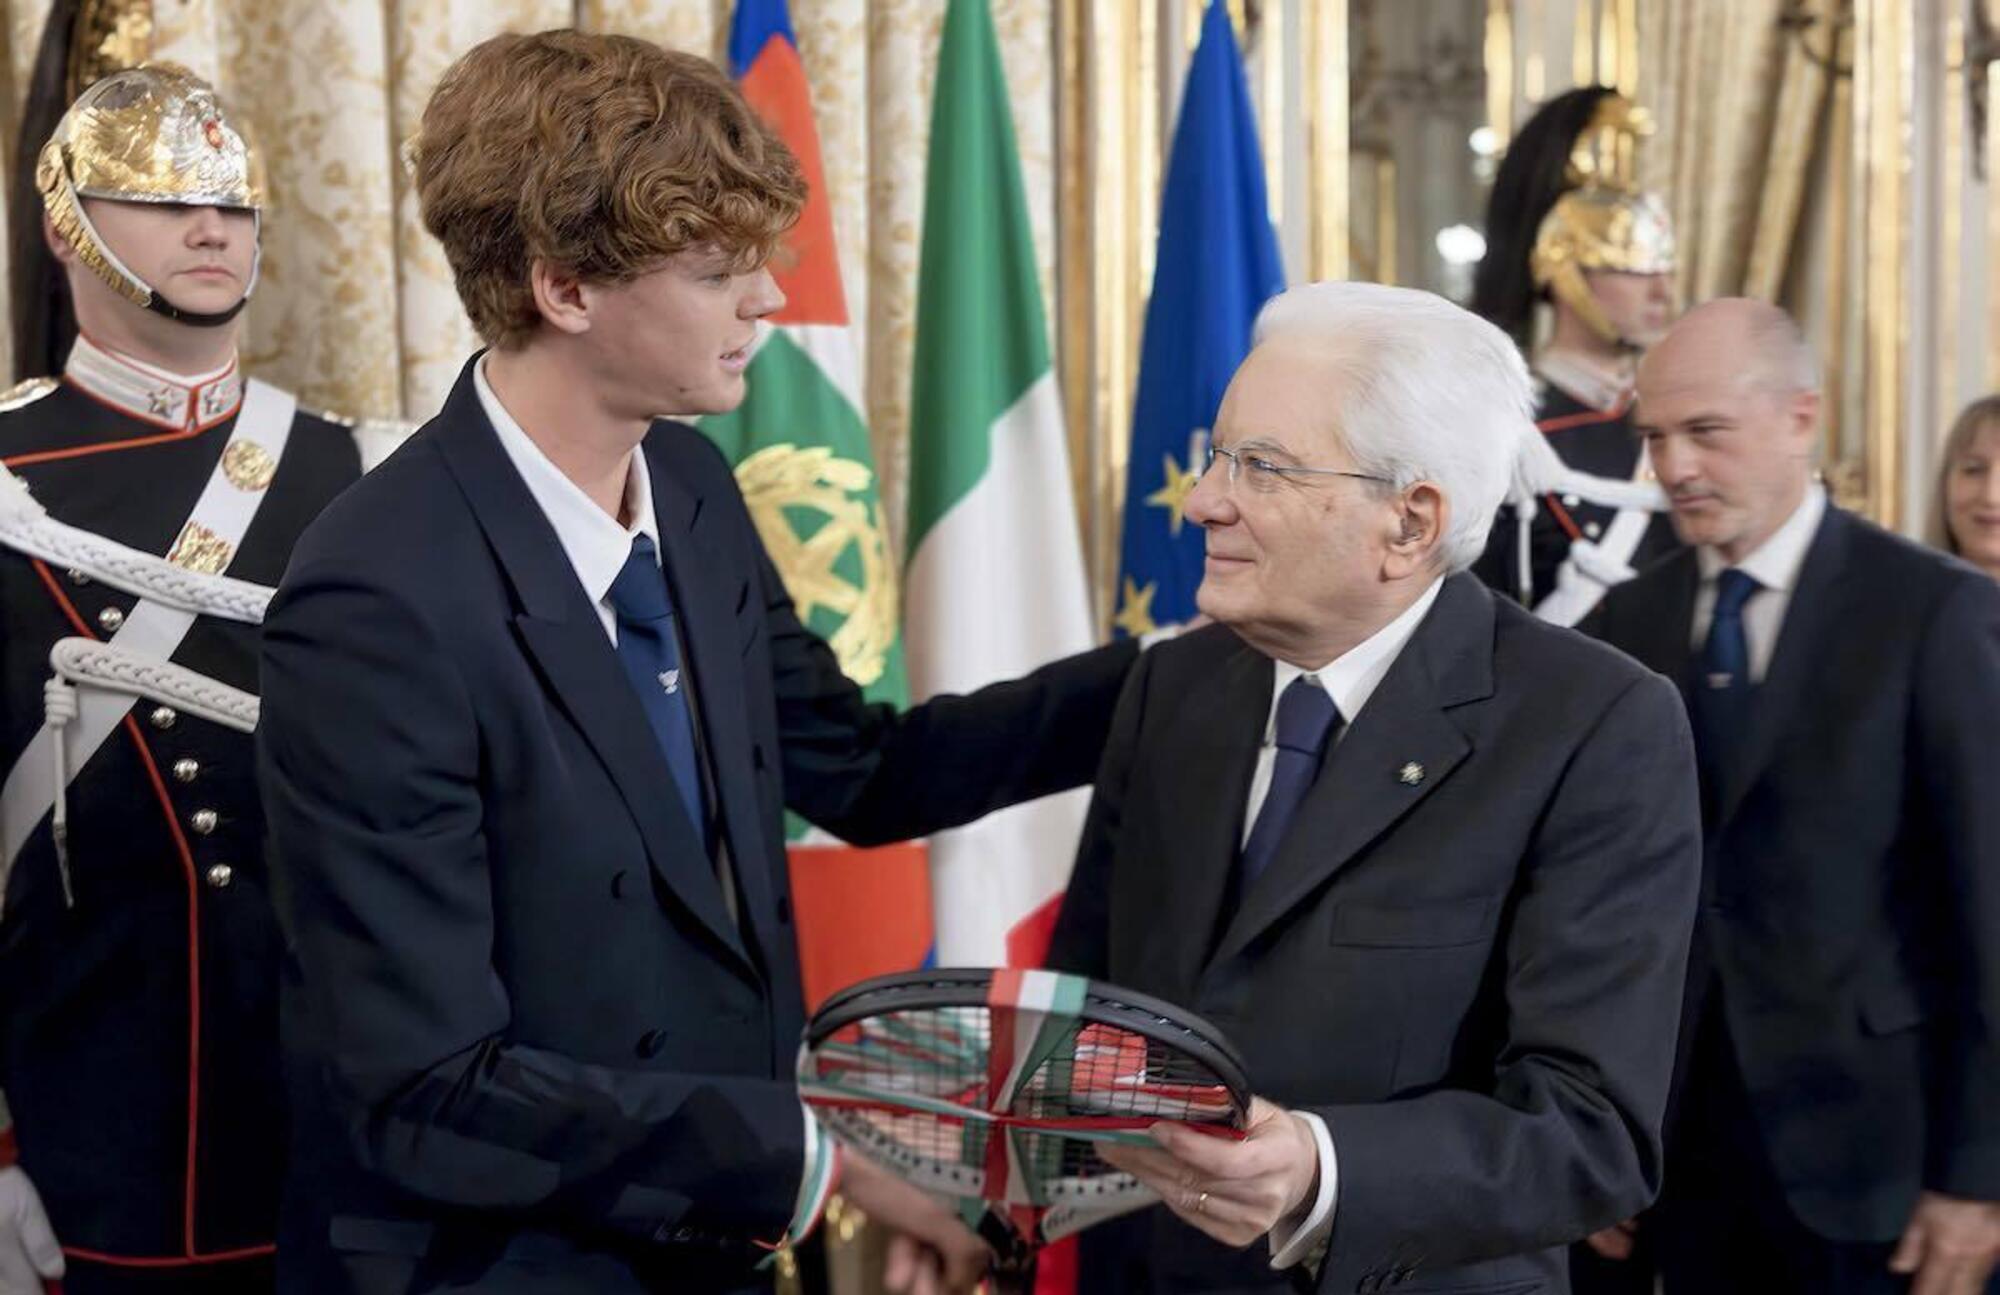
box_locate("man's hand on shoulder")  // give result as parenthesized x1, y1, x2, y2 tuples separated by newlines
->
(1890, 1191, 2000, 1295)
(1097, 1096, 1320, 1248)
(837, 1153, 992, 1294)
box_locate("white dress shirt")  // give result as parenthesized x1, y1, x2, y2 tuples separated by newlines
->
(1690, 483, 1826, 682)
(1255, 577, 1445, 1270)
(475, 356, 661, 644)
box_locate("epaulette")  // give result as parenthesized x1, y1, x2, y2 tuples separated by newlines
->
(303, 404, 355, 427)
(0, 376, 58, 413)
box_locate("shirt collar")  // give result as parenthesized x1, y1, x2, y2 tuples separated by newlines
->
(63, 332, 243, 431)
(1267, 577, 1445, 741)
(474, 354, 660, 607)
(1696, 481, 1827, 593)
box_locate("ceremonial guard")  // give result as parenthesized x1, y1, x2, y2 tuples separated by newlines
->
(0, 65, 382, 1294)
(1470, 87, 1682, 625)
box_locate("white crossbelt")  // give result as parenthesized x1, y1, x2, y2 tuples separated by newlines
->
(1533, 454, 1664, 628)
(0, 380, 293, 908)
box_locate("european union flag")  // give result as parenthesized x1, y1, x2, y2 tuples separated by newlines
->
(1113, 0, 1285, 638)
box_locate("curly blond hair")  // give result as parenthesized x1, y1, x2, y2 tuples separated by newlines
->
(411, 29, 805, 349)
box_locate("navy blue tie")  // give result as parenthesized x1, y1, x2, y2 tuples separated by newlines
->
(1691, 567, 1761, 778)
(607, 535, 709, 847)
(1240, 678, 1344, 891)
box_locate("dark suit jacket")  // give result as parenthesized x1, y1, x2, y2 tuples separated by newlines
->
(257, 358, 1135, 1294)
(1048, 574, 1703, 1295)
(1587, 505, 2000, 1242)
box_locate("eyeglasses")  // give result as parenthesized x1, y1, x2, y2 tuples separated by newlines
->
(1202, 443, 1394, 493)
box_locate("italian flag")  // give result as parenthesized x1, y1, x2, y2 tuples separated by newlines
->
(707, 0, 932, 1010)
(904, 0, 1096, 970)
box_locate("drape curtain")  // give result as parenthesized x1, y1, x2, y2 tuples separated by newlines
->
(1637, 0, 1841, 306)
(0, 0, 1059, 556)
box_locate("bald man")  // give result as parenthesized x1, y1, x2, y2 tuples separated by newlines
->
(1583, 299, 2000, 1295)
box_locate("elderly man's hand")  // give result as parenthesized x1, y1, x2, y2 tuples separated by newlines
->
(1888, 1192, 2000, 1295)
(1097, 1096, 1319, 1249)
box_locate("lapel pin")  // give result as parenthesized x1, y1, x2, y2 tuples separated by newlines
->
(1398, 762, 1425, 786)
(657, 669, 681, 695)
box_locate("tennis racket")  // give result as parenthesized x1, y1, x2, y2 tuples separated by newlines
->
(798, 967, 1252, 1279)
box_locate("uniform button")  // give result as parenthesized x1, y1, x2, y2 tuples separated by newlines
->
(172, 758, 200, 783)
(97, 606, 125, 633)
(150, 706, 177, 730)
(190, 808, 219, 835)
(205, 863, 234, 888)
(636, 1029, 668, 1058)
(1584, 521, 1603, 539)
(65, 568, 89, 586)
(1562, 493, 1581, 507)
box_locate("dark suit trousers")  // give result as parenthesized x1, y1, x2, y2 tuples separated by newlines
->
(1572, 1001, 1931, 1295)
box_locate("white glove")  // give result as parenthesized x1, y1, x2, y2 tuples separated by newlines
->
(0, 1165, 62, 1294)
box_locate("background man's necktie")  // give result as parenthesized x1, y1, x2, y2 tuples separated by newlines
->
(1691, 566, 1761, 788)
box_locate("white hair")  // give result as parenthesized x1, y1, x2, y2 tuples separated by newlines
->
(1252, 281, 1537, 572)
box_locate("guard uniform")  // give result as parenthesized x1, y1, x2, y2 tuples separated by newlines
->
(0, 65, 377, 1295)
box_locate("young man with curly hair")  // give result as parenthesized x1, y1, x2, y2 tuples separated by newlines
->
(256, 31, 1136, 1295)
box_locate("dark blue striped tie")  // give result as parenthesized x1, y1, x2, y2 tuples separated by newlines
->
(607, 535, 708, 847)
(1240, 677, 1344, 890)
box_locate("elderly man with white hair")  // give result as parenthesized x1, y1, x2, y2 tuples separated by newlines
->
(1047, 281, 1702, 1294)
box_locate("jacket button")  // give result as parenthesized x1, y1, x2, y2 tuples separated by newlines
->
(205, 863, 234, 888)
(636, 1029, 667, 1058)
(1562, 493, 1581, 507)
(97, 606, 125, 633)
(172, 758, 200, 783)
(65, 568, 89, 587)
(150, 706, 177, 730)
(189, 809, 219, 835)
(1584, 521, 1603, 539)
(610, 869, 630, 898)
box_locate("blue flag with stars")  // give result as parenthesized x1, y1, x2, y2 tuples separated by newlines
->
(1113, 0, 1284, 638)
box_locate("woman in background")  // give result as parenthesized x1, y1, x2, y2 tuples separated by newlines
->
(1932, 395, 2000, 581)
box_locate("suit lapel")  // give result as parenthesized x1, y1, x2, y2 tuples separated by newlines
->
(1158, 642, 1269, 991)
(645, 439, 784, 961)
(1715, 506, 1851, 826)
(1210, 575, 1492, 966)
(432, 361, 752, 977)
(1621, 549, 1700, 686)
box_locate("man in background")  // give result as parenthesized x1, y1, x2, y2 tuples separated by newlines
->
(1586, 299, 2000, 1295)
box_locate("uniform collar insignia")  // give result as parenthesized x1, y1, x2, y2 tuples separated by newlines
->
(64, 333, 244, 432)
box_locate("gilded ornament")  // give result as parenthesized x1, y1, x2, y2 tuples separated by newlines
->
(0, 378, 58, 413)
(167, 520, 234, 574)
(67, 0, 155, 102)
(221, 439, 277, 491)
(733, 445, 896, 688)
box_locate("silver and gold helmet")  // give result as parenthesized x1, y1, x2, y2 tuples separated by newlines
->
(1529, 187, 1676, 345)
(1526, 92, 1676, 348)
(35, 63, 264, 326)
